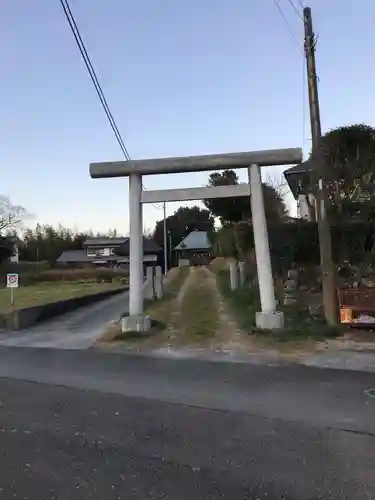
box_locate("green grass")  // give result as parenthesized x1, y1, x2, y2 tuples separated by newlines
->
(214, 268, 341, 342)
(215, 269, 259, 331)
(145, 266, 190, 324)
(180, 268, 219, 339)
(0, 281, 125, 314)
(280, 304, 341, 342)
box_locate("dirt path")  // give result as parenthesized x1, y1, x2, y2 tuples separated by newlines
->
(156, 266, 252, 352)
(160, 266, 193, 345)
(198, 266, 256, 353)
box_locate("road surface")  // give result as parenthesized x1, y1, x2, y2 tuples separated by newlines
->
(0, 348, 373, 498)
(0, 290, 129, 349)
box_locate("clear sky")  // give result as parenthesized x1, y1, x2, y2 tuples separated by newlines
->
(1, 0, 373, 235)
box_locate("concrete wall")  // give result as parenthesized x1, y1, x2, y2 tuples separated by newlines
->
(0, 286, 127, 330)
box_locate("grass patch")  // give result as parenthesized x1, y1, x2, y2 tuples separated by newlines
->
(215, 269, 259, 331)
(0, 281, 125, 314)
(280, 305, 341, 342)
(180, 268, 219, 339)
(163, 266, 190, 300)
(98, 267, 191, 345)
(145, 266, 190, 324)
(214, 268, 341, 343)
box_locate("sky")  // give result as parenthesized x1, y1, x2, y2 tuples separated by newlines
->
(1, 0, 374, 235)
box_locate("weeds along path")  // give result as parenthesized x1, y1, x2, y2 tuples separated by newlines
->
(178, 266, 219, 343)
(200, 266, 255, 353)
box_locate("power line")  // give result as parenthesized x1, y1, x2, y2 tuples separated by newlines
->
(59, 0, 164, 210)
(273, 0, 304, 54)
(59, 0, 131, 160)
(272, 1, 307, 172)
(286, 0, 303, 21)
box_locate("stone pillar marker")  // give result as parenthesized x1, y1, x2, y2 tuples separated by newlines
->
(229, 261, 239, 291)
(155, 266, 163, 300)
(144, 266, 155, 300)
(238, 261, 246, 287)
(283, 268, 299, 306)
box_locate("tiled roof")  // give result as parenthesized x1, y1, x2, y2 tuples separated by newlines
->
(84, 237, 128, 247)
(56, 250, 91, 263)
(174, 231, 212, 251)
(115, 237, 161, 256)
(56, 250, 126, 263)
(283, 159, 315, 199)
(57, 237, 161, 263)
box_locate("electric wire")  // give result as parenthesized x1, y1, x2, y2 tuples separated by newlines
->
(59, 0, 164, 210)
(273, 0, 304, 54)
(286, 0, 304, 21)
(59, 0, 130, 160)
(272, 0, 307, 159)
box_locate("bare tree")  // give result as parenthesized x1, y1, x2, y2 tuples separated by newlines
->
(0, 195, 27, 234)
(264, 173, 289, 199)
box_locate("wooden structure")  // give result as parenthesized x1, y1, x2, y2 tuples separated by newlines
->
(338, 288, 375, 326)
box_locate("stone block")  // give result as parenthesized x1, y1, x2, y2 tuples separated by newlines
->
(121, 315, 152, 333)
(287, 269, 299, 280)
(255, 311, 284, 330)
(284, 279, 297, 290)
(238, 261, 246, 287)
(229, 261, 239, 290)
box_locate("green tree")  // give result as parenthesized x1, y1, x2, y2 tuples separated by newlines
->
(203, 170, 288, 225)
(20, 225, 89, 262)
(0, 237, 13, 264)
(153, 206, 215, 249)
(310, 124, 375, 221)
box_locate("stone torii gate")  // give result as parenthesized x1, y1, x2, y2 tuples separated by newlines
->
(90, 148, 302, 331)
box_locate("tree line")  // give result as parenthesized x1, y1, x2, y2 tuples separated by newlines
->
(2, 122, 375, 263)
(152, 169, 288, 248)
(0, 224, 120, 265)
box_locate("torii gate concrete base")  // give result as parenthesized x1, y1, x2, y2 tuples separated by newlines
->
(90, 148, 302, 332)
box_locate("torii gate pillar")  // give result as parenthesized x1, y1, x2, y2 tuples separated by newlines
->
(129, 173, 144, 316)
(90, 147, 303, 331)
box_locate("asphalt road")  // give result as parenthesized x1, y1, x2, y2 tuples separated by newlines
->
(0, 348, 374, 498)
(0, 290, 129, 349)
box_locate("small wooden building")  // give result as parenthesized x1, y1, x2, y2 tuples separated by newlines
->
(174, 231, 212, 266)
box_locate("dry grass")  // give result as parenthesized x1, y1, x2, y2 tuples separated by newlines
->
(180, 267, 219, 339)
(209, 257, 228, 274)
(145, 266, 190, 324)
(0, 281, 124, 314)
(97, 266, 190, 344)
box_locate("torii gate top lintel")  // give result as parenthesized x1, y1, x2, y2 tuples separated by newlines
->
(89, 147, 302, 179)
(89, 145, 303, 328)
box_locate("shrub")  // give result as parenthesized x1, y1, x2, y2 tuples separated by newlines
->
(19, 268, 128, 286)
(215, 220, 375, 273)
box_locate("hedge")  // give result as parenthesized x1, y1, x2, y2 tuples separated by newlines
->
(215, 220, 375, 271)
(1, 267, 128, 287)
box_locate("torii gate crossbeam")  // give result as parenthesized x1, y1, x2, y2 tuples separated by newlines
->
(90, 147, 302, 331)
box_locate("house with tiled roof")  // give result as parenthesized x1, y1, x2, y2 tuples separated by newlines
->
(57, 237, 161, 269)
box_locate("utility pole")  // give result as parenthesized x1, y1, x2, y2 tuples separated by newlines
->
(163, 202, 168, 275)
(303, 6, 338, 326)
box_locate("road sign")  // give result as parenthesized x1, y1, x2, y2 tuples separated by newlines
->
(6, 273, 19, 288)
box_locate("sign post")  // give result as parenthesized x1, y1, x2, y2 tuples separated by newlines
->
(6, 273, 19, 309)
